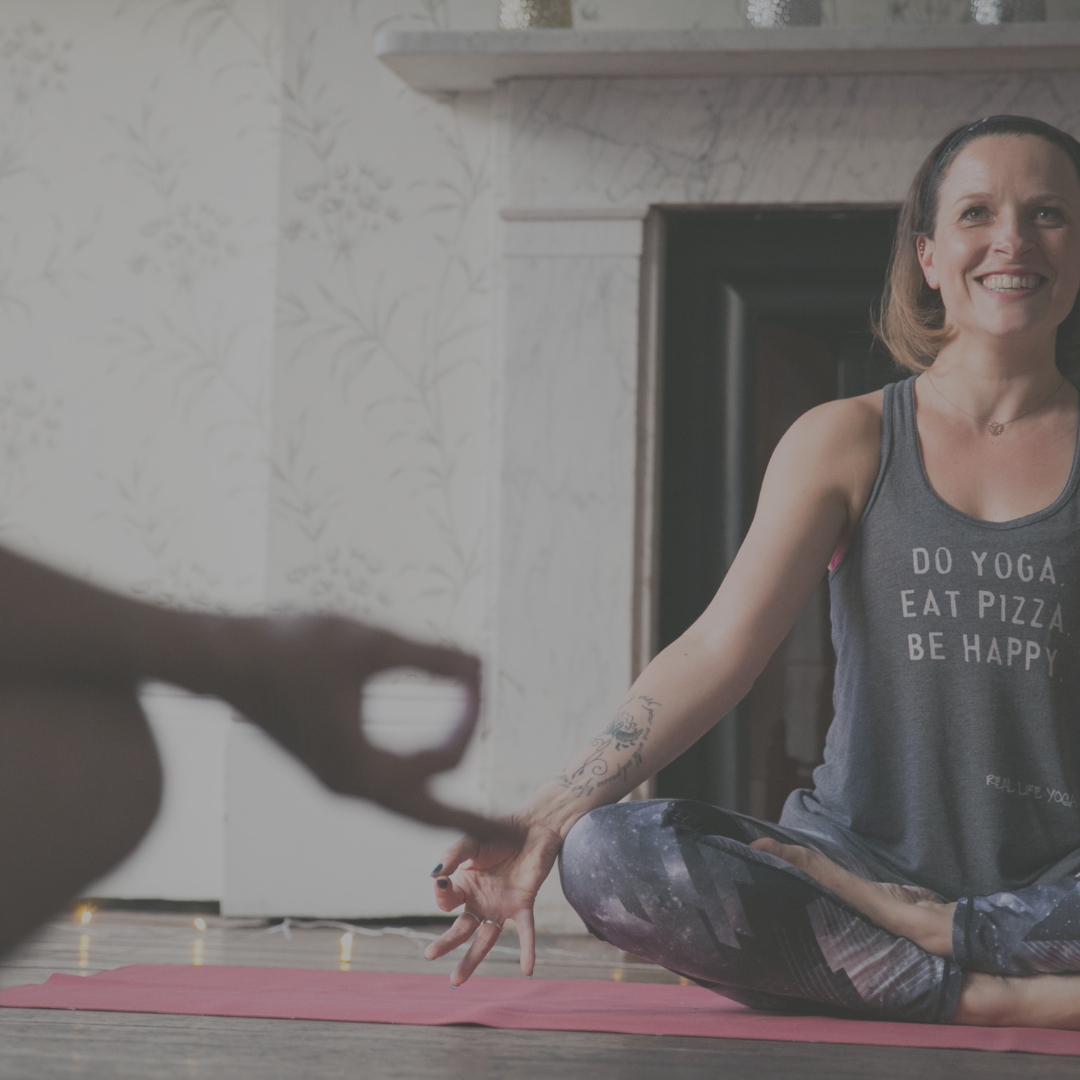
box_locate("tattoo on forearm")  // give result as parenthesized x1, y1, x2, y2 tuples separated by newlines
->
(555, 695, 660, 798)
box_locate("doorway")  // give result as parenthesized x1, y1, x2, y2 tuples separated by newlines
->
(654, 208, 900, 818)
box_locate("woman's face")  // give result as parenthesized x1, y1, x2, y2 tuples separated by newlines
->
(919, 134, 1080, 352)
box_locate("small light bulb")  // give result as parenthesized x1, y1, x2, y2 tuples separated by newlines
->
(339, 932, 353, 966)
(76, 905, 93, 925)
(193, 917, 207, 931)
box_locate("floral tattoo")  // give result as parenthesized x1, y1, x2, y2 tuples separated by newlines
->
(556, 695, 660, 798)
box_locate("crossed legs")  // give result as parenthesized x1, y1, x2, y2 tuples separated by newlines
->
(752, 837, 1080, 1029)
(559, 799, 961, 1022)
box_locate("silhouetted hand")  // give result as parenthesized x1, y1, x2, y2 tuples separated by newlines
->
(218, 614, 519, 843)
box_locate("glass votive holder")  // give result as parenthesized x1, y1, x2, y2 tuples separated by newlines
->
(746, 0, 823, 27)
(498, 0, 574, 29)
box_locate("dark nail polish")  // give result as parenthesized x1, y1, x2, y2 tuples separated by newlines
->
(430, 864, 443, 877)
(436, 877, 449, 889)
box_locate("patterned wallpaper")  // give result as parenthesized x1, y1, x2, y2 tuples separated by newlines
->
(0, 0, 282, 610)
(269, 0, 494, 650)
(3, 1, 501, 907)
(0, 0, 496, 647)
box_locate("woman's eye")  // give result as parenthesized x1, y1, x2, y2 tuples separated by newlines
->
(960, 205, 988, 222)
(1035, 207, 1064, 223)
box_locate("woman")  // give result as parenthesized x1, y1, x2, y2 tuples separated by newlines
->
(426, 115, 1080, 1028)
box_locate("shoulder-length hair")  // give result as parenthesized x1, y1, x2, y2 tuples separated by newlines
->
(875, 115, 1080, 375)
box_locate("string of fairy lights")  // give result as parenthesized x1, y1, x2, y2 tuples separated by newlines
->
(56, 909, 661, 977)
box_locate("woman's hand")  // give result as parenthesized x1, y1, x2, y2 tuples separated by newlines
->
(751, 838, 956, 957)
(424, 818, 564, 986)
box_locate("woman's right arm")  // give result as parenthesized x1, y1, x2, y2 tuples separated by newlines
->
(425, 392, 883, 984)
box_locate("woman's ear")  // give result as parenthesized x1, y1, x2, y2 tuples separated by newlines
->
(917, 235, 939, 290)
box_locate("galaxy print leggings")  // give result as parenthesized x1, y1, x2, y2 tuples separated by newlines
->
(558, 799, 1080, 1023)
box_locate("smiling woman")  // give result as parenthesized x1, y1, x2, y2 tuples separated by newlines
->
(424, 115, 1080, 1031)
(881, 116, 1080, 382)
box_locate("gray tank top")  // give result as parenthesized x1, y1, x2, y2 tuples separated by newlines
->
(780, 375, 1080, 900)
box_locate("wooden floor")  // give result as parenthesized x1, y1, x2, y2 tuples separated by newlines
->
(0, 911, 1075, 1080)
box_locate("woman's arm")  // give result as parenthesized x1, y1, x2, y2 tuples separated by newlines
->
(425, 392, 883, 982)
(524, 392, 881, 838)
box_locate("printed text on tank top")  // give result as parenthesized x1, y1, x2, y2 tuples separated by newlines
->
(780, 376, 1080, 900)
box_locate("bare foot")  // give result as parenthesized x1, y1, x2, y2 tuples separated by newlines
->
(957, 971, 1080, 1029)
(750, 838, 956, 957)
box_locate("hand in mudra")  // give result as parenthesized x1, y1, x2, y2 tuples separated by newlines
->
(220, 614, 519, 843)
(423, 820, 564, 985)
(750, 838, 957, 958)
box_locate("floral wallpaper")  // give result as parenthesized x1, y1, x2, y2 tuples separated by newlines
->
(0, 0, 493, 646)
(0, 1, 500, 907)
(269, 0, 494, 650)
(0, 0, 281, 610)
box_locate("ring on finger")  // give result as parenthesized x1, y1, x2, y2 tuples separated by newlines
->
(461, 910, 482, 925)
(482, 918, 503, 930)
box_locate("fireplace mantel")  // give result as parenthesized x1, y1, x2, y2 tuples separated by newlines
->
(376, 24, 1080, 93)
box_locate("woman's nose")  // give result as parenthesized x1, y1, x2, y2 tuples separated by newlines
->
(990, 210, 1035, 255)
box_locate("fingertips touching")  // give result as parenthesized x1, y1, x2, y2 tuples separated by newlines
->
(434, 838, 474, 879)
(404, 641, 481, 688)
(433, 878, 467, 912)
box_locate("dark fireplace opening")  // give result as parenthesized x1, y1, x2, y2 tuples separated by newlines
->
(654, 207, 900, 818)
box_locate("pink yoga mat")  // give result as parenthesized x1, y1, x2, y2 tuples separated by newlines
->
(1, 965, 1078, 1056)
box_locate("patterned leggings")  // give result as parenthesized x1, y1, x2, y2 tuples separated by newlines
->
(558, 799, 1080, 1023)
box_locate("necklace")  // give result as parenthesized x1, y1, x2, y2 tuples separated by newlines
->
(925, 372, 1066, 437)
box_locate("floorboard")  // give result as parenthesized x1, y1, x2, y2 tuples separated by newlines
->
(0, 912, 1076, 1079)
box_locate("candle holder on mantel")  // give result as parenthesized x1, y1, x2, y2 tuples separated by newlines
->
(498, 0, 573, 29)
(746, 0, 822, 26)
(970, 0, 1045, 22)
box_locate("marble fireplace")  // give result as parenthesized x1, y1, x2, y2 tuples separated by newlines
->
(379, 25, 1080, 926)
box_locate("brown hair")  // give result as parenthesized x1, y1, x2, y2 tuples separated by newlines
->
(875, 115, 1080, 375)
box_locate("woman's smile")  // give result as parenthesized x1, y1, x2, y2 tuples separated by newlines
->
(976, 271, 1045, 294)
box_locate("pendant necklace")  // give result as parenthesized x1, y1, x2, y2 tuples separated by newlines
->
(925, 372, 1065, 437)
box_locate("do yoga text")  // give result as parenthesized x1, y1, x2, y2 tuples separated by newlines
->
(901, 547, 1063, 675)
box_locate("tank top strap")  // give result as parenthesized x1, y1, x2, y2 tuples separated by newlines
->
(842, 376, 916, 546)
(890, 375, 921, 482)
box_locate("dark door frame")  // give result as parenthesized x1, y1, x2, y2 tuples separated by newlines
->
(644, 206, 901, 811)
